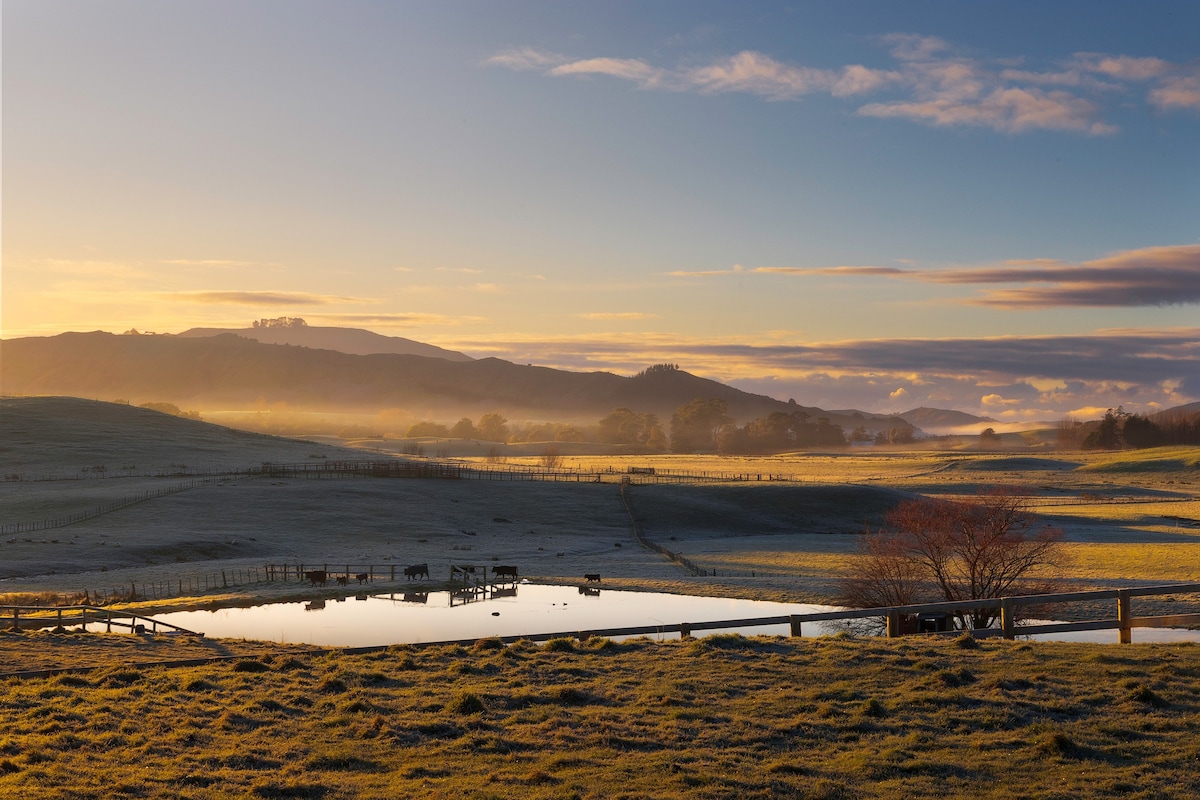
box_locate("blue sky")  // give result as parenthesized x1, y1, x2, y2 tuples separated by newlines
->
(4, 1, 1199, 422)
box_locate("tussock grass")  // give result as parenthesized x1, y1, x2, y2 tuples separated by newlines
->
(3, 634, 1200, 798)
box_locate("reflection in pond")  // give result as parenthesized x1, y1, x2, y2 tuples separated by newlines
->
(153, 584, 1200, 648)
(155, 584, 837, 647)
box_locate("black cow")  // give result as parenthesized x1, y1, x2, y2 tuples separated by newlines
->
(404, 563, 429, 580)
(305, 570, 328, 587)
(493, 565, 518, 581)
(335, 575, 349, 587)
(584, 573, 601, 583)
(355, 572, 369, 585)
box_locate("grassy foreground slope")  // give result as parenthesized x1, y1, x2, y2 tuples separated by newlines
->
(3, 633, 1200, 799)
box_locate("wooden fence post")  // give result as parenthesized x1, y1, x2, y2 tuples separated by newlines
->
(1001, 598, 1015, 640)
(886, 610, 901, 638)
(789, 615, 802, 637)
(1117, 589, 1132, 644)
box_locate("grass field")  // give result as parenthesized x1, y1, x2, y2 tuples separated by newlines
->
(4, 632, 1200, 799)
(5, 399, 1200, 797)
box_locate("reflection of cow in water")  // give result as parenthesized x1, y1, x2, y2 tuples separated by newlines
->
(305, 599, 326, 611)
(402, 592, 428, 604)
(404, 563, 429, 580)
(578, 586, 601, 597)
(305, 570, 328, 587)
(493, 565, 518, 581)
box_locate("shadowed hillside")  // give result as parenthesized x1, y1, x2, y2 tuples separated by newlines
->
(0, 396, 364, 476)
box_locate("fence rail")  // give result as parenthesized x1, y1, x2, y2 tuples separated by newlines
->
(0, 605, 203, 636)
(496, 582, 1200, 646)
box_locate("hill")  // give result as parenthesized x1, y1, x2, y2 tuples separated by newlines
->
(0, 332, 911, 431)
(898, 406, 995, 432)
(177, 324, 473, 361)
(0, 396, 364, 477)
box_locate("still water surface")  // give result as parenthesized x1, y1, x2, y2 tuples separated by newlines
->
(153, 584, 1200, 647)
(155, 585, 834, 647)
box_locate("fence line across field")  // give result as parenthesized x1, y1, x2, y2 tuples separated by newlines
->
(17, 581, 1200, 647)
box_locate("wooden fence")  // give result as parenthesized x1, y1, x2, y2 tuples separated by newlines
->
(1, 605, 203, 636)
(470, 582, 1200, 646)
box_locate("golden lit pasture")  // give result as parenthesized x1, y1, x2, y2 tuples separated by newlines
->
(1061, 543, 1200, 582)
(5, 634, 1200, 799)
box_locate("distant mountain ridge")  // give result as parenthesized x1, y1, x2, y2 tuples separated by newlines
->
(177, 324, 473, 361)
(0, 331, 913, 432)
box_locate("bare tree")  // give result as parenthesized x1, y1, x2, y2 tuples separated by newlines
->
(837, 489, 1064, 630)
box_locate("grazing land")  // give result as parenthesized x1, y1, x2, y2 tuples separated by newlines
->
(4, 633, 1200, 799)
(3, 398, 1200, 609)
(4, 397, 1200, 797)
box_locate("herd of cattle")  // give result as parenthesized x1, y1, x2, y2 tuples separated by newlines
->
(301, 562, 536, 587)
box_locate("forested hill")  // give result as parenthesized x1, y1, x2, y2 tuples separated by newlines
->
(0, 331, 910, 431)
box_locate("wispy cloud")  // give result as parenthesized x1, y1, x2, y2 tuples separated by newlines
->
(161, 259, 270, 268)
(749, 244, 1200, 308)
(754, 265, 905, 276)
(666, 264, 746, 278)
(1149, 73, 1200, 111)
(489, 36, 1198, 135)
(315, 313, 485, 327)
(162, 291, 366, 306)
(577, 312, 658, 321)
(926, 244, 1200, 307)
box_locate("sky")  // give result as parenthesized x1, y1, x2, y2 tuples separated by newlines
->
(3, 1, 1199, 424)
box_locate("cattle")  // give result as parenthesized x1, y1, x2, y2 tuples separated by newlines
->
(304, 570, 328, 587)
(584, 573, 601, 583)
(335, 575, 349, 587)
(404, 563, 429, 580)
(493, 565, 518, 581)
(355, 572, 369, 585)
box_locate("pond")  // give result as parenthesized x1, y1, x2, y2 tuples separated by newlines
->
(153, 584, 839, 647)
(151, 585, 1200, 647)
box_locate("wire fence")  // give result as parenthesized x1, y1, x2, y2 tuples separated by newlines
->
(0, 478, 215, 536)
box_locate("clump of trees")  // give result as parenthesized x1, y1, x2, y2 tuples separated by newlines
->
(407, 414, 584, 444)
(596, 408, 667, 449)
(669, 399, 733, 453)
(139, 402, 201, 420)
(836, 490, 1064, 630)
(1078, 406, 1200, 451)
(253, 317, 307, 328)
